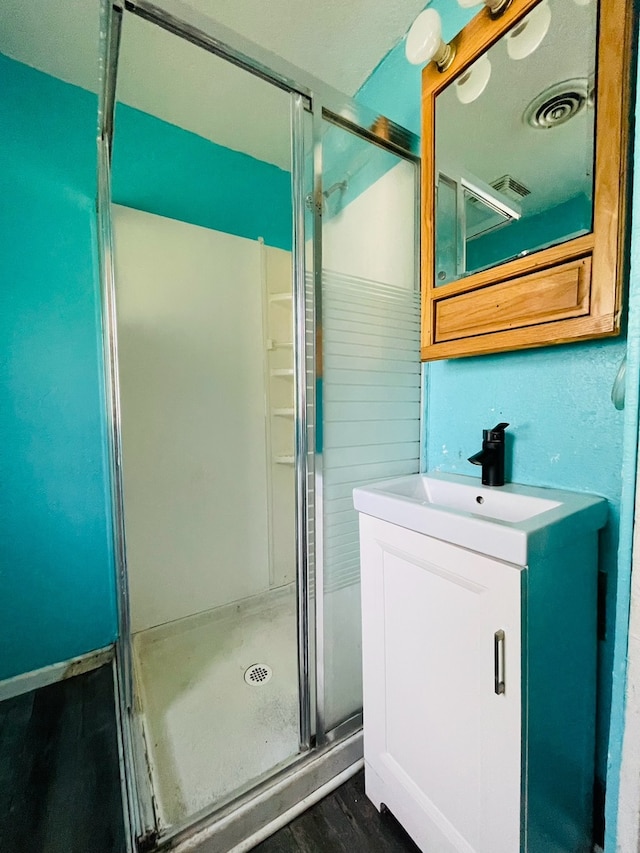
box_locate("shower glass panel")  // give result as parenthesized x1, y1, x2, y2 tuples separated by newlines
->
(319, 120, 421, 732)
(110, 10, 302, 833)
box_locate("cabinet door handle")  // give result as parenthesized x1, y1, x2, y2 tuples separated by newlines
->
(494, 629, 506, 695)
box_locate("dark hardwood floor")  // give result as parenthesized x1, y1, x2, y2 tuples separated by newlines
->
(0, 666, 416, 853)
(0, 664, 126, 853)
(253, 771, 420, 853)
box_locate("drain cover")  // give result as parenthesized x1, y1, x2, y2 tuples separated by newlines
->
(244, 663, 273, 686)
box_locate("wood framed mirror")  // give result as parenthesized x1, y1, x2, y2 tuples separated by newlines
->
(420, 0, 632, 361)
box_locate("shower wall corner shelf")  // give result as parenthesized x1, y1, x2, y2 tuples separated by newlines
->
(266, 339, 294, 351)
(262, 252, 296, 592)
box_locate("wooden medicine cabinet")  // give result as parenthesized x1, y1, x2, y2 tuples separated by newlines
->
(420, 0, 632, 361)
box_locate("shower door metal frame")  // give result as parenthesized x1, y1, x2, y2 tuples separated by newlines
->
(96, 0, 420, 847)
(97, 3, 159, 849)
(291, 91, 313, 752)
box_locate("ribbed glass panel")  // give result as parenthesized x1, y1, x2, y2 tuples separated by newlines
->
(322, 271, 420, 593)
(305, 269, 316, 600)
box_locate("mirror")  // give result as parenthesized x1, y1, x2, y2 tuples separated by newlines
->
(434, 0, 598, 286)
(420, 0, 631, 361)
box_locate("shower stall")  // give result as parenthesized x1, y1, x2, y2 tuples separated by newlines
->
(97, 2, 421, 850)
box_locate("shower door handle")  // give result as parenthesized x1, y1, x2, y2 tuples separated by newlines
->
(494, 629, 505, 695)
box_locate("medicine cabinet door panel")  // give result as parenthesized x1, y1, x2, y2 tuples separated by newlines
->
(360, 516, 522, 853)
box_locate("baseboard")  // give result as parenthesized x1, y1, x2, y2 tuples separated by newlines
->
(0, 644, 115, 702)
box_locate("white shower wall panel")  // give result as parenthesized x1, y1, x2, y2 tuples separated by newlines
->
(322, 161, 415, 288)
(112, 205, 273, 632)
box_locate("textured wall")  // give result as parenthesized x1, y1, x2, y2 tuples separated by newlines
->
(0, 54, 116, 679)
(608, 46, 640, 853)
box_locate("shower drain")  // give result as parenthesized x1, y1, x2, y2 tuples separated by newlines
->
(244, 663, 273, 686)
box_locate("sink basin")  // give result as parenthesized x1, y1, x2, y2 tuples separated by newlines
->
(353, 472, 607, 565)
(377, 474, 562, 523)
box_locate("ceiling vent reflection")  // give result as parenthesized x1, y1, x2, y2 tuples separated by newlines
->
(524, 78, 590, 129)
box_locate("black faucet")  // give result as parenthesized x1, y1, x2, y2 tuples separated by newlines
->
(468, 423, 509, 487)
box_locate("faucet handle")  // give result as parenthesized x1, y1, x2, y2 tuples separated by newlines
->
(486, 422, 509, 441)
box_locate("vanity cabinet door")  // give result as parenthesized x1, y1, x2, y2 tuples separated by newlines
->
(360, 515, 523, 853)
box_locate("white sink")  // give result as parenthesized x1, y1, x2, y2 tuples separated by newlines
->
(353, 472, 607, 565)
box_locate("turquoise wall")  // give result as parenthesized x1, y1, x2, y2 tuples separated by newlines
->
(0, 52, 292, 680)
(603, 49, 640, 851)
(355, 1, 635, 816)
(357, 0, 475, 134)
(0, 53, 116, 679)
(466, 194, 592, 274)
(112, 103, 292, 251)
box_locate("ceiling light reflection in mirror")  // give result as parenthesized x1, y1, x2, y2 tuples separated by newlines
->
(434, 0, 598, 287)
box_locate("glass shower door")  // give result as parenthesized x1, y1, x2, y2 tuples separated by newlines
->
(105, 7, 310, 837)
(317, 117, 421, 735)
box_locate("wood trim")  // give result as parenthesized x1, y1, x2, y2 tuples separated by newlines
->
(422, 313, 618, 361)
(434, 257, 591, 342)
(421, 0, 541, 99)
(420, 0, 632, 360)
(429, 234, 595, 300)
(589, 0, 633, 324)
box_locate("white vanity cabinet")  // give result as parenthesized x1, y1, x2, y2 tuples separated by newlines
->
(355, 473, 608, 853)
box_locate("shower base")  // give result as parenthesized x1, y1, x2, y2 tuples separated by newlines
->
(133, 585, 299, 828)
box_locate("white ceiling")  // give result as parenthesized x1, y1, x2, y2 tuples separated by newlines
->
(436, 0, 598, 217)
(117, 13, 294, 170)
(0, 0, 426, 169)
(0, 0, 101, 93)
(182, 0, 427, 95)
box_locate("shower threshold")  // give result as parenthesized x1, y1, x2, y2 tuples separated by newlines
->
(154, 728, 363, 852)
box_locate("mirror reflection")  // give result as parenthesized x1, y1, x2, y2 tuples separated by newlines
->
(435, 0, 598, 285)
